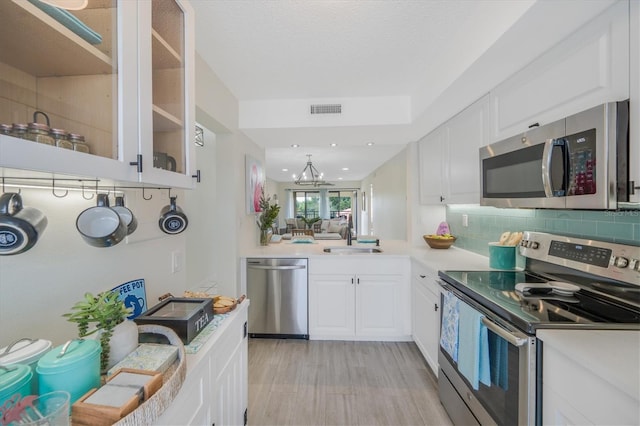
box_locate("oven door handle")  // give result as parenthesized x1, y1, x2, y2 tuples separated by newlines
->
(481, 317, 528, 347)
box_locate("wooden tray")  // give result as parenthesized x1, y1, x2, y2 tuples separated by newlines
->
(214, 295, 245, 314)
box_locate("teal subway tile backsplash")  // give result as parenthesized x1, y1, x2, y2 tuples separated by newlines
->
(445, 205, 639, 257)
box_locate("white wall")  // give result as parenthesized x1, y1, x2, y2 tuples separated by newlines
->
(0, 187, 187, 346)
(360, 148, 408, 240)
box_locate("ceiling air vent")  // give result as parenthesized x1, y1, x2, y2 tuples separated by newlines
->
(310, 104, 342, 115)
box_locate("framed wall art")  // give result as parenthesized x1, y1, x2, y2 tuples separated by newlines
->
(246, 155, 265, 214)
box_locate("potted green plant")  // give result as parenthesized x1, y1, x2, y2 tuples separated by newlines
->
(256, 188, 280, 245)
(301, 216, 321, 230)
(63, 290, 136, 373)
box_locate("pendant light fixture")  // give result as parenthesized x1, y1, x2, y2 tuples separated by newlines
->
(294, 155, 334, 187)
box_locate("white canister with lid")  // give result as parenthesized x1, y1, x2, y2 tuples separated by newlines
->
(0, 338, 52, 394)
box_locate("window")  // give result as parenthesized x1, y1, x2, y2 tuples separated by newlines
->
(294, 191, 320, 218)
(329, 191, 352, 219)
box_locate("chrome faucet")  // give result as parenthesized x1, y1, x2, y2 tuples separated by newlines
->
(346, 216, 353, 245)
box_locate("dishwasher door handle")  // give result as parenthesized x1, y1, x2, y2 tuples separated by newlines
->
(247, 265, 307, 270)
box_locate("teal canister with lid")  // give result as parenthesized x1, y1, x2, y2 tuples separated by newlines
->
(0, 338, 52, 395)
(36, 339, 101, 405)
(0, 364, 32, 406)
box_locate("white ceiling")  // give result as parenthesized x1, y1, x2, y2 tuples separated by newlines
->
(191, 0, 535, 182)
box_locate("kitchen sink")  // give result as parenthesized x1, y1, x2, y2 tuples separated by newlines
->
(323, 246, 383, 254)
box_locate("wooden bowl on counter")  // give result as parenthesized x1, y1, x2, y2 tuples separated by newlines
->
(423, 235, 456, 249)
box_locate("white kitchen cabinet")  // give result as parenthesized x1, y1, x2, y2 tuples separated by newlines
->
(537, 329, 640, 426)
(418, 95, 489, 205)
(211, 307, 249, 426)
(309, 257, 411, 340)
(0, 0, 196, 189)
(155, 302, 249, 426)
(411, 259, 440, 375)
(490, 1, 630, 142)
(156, 356, 212, 425)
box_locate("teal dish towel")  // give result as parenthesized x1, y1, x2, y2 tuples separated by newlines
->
(457, 301, 491, 390)
(28, 0, 103, 45)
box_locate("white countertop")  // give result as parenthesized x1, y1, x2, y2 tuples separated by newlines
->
(537, 329, 640, 401)
(242, 239, 492, 273)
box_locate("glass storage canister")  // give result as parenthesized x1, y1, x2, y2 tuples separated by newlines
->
(26, 122, 54, 146)
(51, 128, 73, 150)
(11, 123, 28, 139)
(69, 133, 89, 153)
(0, 124, 12, 136)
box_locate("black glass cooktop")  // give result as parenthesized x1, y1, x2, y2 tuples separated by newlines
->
(438, 270, 640, 334)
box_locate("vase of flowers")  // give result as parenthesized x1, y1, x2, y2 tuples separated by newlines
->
(256, 188, 280, 246)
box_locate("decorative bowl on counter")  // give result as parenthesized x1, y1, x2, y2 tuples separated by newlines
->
(423, 234, 456, 249)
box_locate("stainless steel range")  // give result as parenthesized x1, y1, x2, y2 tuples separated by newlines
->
(437, 232, 640, 425)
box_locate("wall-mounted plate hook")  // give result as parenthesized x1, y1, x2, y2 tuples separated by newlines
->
(142, 187, 152, 201)
(81, 184, 94, 200)
(52, 179, 68, 198)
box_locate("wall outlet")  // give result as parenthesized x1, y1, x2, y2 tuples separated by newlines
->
(171, 250, 184, 273)
(462, 214, 469, 227)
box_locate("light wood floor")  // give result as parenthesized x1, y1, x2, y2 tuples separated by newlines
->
(248, 339, 453, 426)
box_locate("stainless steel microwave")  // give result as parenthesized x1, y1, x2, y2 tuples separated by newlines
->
(479, 100, 630, 210)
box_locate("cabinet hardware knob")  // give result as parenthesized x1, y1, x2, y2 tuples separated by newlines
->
(528, 122, 540, 129)
(192, 169, 201, 182)
(419, 275, 426, 278)
(440, 196, 445, 202)
(434, 304, 438, 312)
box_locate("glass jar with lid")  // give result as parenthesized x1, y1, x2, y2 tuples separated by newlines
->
(50, 128, 73, 150)
(0, 124, 12, 136)
(11, 124, 28, 139)
(25, 123, 54, 146)
(69, 133, 90, 153)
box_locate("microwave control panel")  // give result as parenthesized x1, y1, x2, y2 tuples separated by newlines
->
(564, 128, 597, 196)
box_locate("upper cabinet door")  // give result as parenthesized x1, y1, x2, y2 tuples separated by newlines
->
(137, 0, 196, 189)
(0, 0, 138, 182)
(490, 1, 630, 142)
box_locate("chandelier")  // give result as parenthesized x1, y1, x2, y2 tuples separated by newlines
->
(294, 155, 334, 187)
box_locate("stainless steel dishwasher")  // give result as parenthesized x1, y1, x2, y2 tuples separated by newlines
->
(246, 258, 308, 339)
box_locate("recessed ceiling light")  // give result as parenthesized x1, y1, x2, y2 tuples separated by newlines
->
(330, 143, 337, 147)
(366, 142, 374, 146)
(282, 168, 288, 172)
(338, 177, 343, 180)
(342, 167, 349, 171)
(291, 144, 299, 148)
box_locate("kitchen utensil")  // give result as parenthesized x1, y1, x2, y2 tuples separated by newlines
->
(111, 196, 137, 235)
(153, 152, 177, 172)
(0, 338, 52, 394)
(515, 281, 581, 296)
(76, 194, 127, 247)
(0, 192, 48, 256)
(37, 339, 101, 406)
(158, 196, 188, 235)
(488, 242, 516, 269)
(0, 364, 32, 408)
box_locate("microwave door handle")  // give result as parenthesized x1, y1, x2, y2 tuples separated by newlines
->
(541, 138, 555, 197)
(481, 317, 528, 347)
(542, 138, 566, 197)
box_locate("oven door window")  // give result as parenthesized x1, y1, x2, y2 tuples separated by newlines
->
(440, 329, 521, 425)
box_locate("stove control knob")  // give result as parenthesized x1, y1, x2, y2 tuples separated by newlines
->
(631, 259, 640, 272)
(613, 256, 629, 268)
(530, 241, 539, 249)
